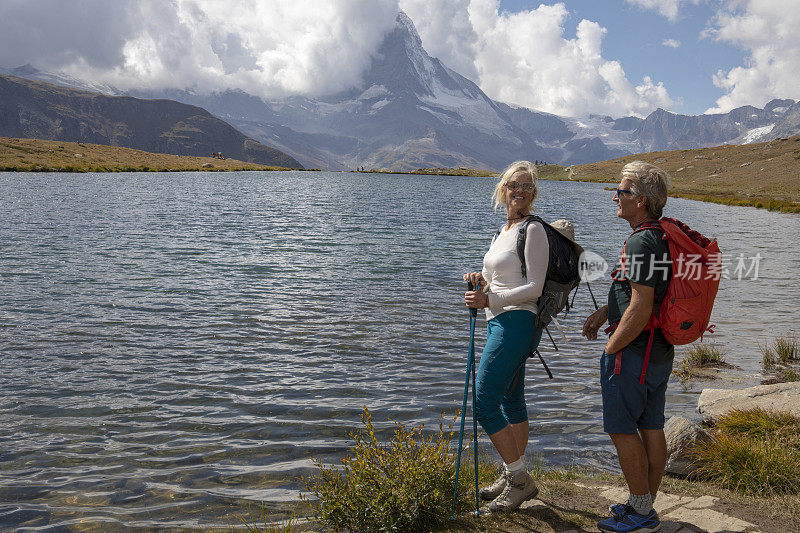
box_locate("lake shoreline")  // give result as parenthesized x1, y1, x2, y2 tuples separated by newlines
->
(4, 135, 799, 213)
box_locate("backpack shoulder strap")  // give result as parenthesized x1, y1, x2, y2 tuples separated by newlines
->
(614, 220, 664, 281)
(622, 219, 664, 252)
(629, 219, 663, 237)
(516, 215, 545, 278)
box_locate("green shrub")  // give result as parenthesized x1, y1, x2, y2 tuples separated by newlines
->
(763, 335, 799, 368)
(777, 367, 800, 382)
(774, 336, 799, 364)
(673, 358, 696, 382)
(693, 409, 800, 495)
(673, 344, 727, 383)
(717, 408, 800, 441)
(687, 343, 726, 365)
(302, 407, 476, 533)
(238, 504, 300, 533)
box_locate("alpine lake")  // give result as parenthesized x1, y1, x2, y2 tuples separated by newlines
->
(1, 170, 798, 530)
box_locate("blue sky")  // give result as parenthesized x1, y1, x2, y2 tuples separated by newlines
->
(499, 0, 746, 115)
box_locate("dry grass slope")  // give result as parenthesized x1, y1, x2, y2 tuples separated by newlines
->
(539, 135, 800, 213)
(0, 137, 288, 172)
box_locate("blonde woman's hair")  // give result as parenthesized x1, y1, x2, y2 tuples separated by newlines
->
(620, 161, 671, 219)
(492, 161, 539, 211)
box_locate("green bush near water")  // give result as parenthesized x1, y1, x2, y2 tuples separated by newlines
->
(693, 408, 800, 495)
(763, 335, 799, 367)
(673, 343, 727, 382)
(238, 505, 300, 533)
(775, 367, 800, 382)
(301, 407, 491, 533)
(762, 335, 800, 383)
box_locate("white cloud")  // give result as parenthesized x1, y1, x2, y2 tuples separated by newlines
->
(706, 0, 800, 113)
(0, 0, 400, 98)
(399, 0, 479, 81)
(0, 0, 673, 117)
(408, 0, 672, 117)
(662, 38, 682, 48)
(624, 0, 699, 21)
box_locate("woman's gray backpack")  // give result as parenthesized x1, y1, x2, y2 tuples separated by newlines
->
(495, 215, 582, 330)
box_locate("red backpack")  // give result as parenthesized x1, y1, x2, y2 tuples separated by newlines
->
(614, 217, 721, 384)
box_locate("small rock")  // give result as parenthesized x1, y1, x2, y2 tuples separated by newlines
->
(676, 167, 685, 172)
(694, 155, 708, 160)
(739, 161, 752, 167)
(698, 381, 800, 424)
(664, 416, 710, 477)
(653, 158, 667, 164)
(664, 507, 755, 532)
(201, 163, 214, 168)
(74, 153, 84, 157)
(683, 495, 719, 509)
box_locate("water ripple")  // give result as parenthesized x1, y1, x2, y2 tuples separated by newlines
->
(1, 171, 798, 530)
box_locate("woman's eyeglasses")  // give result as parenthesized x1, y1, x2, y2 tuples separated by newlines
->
(504, 181, 534, 192)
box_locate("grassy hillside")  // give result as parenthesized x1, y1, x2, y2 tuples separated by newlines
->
(0, 75, 303, 168)
(0, 137, 288, 172)
(538, 134, 800, 213)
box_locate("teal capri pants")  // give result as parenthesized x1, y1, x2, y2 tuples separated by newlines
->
(475, 310, 543, 435)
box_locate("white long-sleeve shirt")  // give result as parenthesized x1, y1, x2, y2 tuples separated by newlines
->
(481, 219, 549, 321)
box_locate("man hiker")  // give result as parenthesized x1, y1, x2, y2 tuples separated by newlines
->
(582, 161, 672, 533)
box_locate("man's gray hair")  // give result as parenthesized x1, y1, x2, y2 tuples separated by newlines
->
(621, 161, 671, 219)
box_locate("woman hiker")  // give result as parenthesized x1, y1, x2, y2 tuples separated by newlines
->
(463, 160, 548, 512)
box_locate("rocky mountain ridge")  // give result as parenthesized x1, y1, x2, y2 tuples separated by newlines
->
(3, 11, 799, 171)
(0, 74, 302, 168)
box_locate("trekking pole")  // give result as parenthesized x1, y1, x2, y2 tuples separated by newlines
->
(587, 281, 599, 310)
(451, 282, 480, 519)
(534, 350, 553, 379)
(545, 326, 558, 351)
(470, 314, 480, 516)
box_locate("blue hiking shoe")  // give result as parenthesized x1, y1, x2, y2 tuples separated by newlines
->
(609, 502, 627, 517)
(598, 503, 661, 532)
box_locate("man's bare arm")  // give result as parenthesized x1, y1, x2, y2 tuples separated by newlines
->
(605, 281, 653, 354)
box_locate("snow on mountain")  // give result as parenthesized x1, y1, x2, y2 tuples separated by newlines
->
(563, 115, 639, 151)
(740, 124, 776, 144)
(211, 11, 551, 170)
(3, 13, 800, 170)
(0, 64, 120, 96)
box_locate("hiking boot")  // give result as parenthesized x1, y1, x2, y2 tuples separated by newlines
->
(598, 504, 661, 532)
(609, 502, 628, 517)
(487, 470, 539, 512)
(479, 473, 507, 501)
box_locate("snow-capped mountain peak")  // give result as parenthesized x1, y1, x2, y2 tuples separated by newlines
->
(3, 11, 799, 171)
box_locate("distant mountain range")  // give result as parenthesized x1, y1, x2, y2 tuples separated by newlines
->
(0, 74, 302, 168)
(2, 11, 799, 171)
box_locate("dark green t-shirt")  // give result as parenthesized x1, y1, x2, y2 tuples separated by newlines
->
(607, 225, 675, 363)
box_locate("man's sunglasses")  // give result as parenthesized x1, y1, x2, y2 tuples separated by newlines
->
(504, 181, 535, 192)
(615, 188, 635, 196)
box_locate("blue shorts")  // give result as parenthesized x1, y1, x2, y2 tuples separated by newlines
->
(600, 347, 673, 434)
(475, 310, 543, 436)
